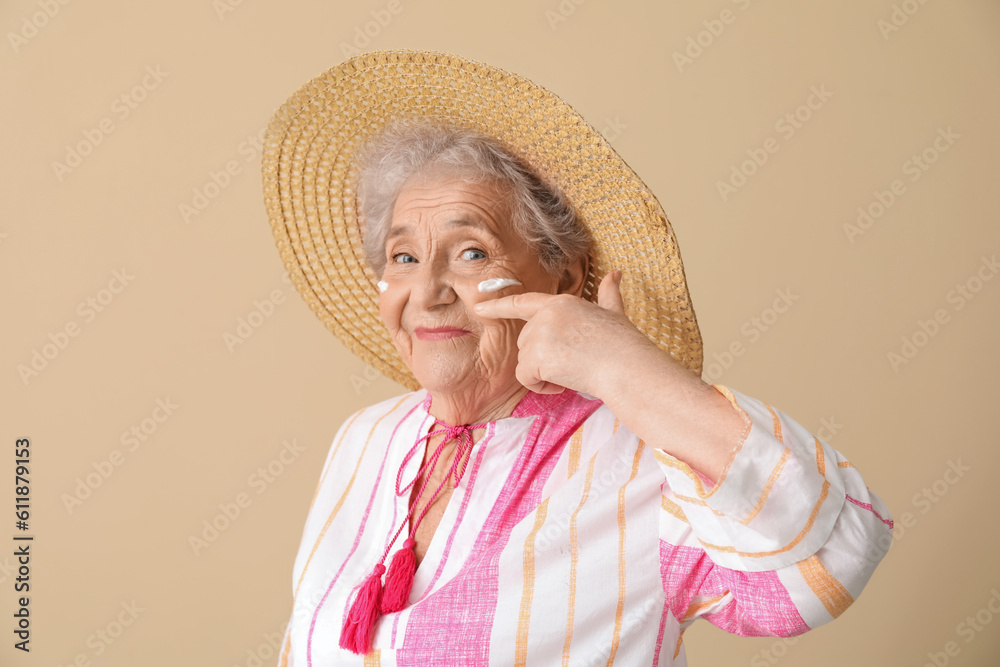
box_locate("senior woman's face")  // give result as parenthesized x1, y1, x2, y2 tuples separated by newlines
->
(378, 171, 561, 397)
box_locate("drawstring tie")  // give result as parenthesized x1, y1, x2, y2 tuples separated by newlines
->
(339, 417, 488, 655)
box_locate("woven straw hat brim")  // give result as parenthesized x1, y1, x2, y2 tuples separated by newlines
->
(261, 49, 702, 392)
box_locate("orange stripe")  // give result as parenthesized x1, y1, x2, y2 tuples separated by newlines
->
(699, 479, 831, 557)
(293, 396, 410, 598)
(278, 627, 291, 666)
(765, 403, 784, 443)
(562, 454, 599, 666)
(797, 554, 854, 618)
(363, 648, 382, 666)
(310, 408, 366, 509)
(653, 454, 752, 516)
(670, 491, 709, 506)
(695, 385, 752, 499)
(515, 497, 550, 666)
(652, 449, 714, 497)
(605, 441, 645, 666)
(660, 495, 689, 523)
(838, 460, 854, 469)
(673, 634, 683, 659)
(814, 437, 826, 477)
(682, 592, 729, 622)
(567, 424, 584, 479)
(670, 491, 729, 517)
(738, 447, 791, 525)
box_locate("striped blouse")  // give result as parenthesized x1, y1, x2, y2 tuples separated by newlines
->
(277, 384, 893, 666)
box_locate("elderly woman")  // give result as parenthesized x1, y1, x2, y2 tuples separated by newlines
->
(261, 51, 892, 666)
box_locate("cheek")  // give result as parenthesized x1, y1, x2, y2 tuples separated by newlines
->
(477, 319, 524, 376)
(453, 268, 528, 308)
(452, 276, 497, 311)
(452, 276, 522, 339)
(454, 275, 524, 355)
(378, 289, 406, 330)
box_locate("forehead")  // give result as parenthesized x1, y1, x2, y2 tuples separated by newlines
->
(387, 174, 510, 240)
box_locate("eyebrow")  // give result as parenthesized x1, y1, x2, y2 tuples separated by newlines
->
(385, 217, 494, 242)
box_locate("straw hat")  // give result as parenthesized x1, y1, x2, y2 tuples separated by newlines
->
(261, 49, 703, 391)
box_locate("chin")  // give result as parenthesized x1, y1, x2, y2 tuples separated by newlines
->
(411, 359, 478, 392)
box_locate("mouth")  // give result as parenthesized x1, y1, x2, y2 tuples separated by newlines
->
(414, 326, 471, 341)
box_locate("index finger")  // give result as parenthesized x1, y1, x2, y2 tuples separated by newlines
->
(473, 292, 556, 320)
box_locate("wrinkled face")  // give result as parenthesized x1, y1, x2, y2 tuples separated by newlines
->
(378, 171, 560, 396)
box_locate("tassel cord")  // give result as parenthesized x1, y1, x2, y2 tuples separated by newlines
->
(385, 420, 487, 561)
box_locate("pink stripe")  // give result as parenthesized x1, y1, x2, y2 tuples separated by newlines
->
(659, 541, 808, 637)
(306, 400, 423, 666)
(846, 494, 894, 529)
(398, 390, 603, 664)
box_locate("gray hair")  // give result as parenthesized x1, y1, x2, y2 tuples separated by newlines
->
(354, 117, 591, 281)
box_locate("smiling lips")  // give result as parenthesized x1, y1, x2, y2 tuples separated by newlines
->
(414, 326, 471, 341)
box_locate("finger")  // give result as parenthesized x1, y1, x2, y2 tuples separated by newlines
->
(597, 269, 626, 315)
(518, 372, 565, 395)
(473, 292, 553, 320)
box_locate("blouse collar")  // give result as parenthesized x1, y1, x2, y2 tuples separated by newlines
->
(418, 386, 579, 425)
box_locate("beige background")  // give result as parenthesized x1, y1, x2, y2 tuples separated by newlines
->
(2, 0, 999, 665)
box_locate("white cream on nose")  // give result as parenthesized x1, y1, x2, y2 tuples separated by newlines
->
(478, 278, 522, 293)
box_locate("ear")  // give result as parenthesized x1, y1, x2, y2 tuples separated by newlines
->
(557, 255, 589, 297)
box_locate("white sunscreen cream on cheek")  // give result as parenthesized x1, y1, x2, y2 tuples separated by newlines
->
(377, 280, 389, 293)
(478, 278, 522, 293)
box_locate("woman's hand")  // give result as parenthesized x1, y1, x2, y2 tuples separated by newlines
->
(474, 268, 745, 483)
(472, 270, 654, 397)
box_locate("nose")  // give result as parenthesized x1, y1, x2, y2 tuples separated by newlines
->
(411, 260, 458, 309)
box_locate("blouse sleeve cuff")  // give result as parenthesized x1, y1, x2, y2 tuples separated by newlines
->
(651, 384, 846, 572)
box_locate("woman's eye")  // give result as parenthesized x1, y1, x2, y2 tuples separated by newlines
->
(391, 252, 416, 263)
(462, 248, 487, 261)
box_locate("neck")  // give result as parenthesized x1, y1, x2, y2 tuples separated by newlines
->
(426, 383, 531, 427)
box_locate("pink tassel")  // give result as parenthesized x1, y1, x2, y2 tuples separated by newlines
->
(339, 563, 386, 655)
(381, 537, 417, 613)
